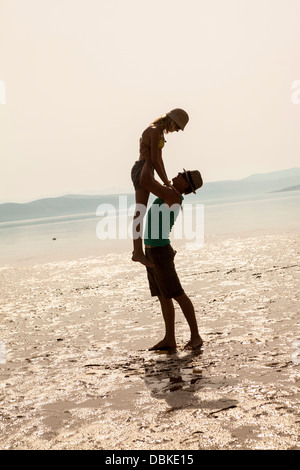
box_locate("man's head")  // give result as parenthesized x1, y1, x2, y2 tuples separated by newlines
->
(172, 169, 203, 195)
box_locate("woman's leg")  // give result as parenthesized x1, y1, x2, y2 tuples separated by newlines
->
(132, 187, 153, 267)
(149, 295, 177, 350)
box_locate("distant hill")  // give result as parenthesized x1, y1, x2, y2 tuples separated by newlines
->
(0, 167, 299, 223)
(270, 184, 300, 193)
(242, 167, 300, 182)
(0, 194, 132, 224)
(191, 167, 300, 202)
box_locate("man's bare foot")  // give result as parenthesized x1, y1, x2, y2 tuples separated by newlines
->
(183, 336, 203, 350)
(131, 251, 154, 268)
(149, 339, 177, 351)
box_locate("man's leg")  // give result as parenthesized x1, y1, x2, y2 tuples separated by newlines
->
(149, 295, 177, 350)
(174, 293, 203, 349)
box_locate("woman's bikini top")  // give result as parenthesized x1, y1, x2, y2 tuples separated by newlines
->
(158, 134, 166, 149)
(140, 132, 166, 154)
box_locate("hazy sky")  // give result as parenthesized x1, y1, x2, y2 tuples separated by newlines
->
(0, 0, 300, 203)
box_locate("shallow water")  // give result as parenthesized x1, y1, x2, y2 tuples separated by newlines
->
(0, 191, 299, 266)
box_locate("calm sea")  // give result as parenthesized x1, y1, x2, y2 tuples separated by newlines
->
(0, 191, 299, 266)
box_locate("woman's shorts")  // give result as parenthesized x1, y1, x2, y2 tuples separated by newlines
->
(131, 160, 154, 190)
(145, 244, 185, 299)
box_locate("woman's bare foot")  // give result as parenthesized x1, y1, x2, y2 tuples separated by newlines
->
(131, 251, 154, 268)
(149, 338, 177, 351)
(183, 336, 203, 350)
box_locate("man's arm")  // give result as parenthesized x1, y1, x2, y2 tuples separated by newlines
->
(140, 159, 181, 206)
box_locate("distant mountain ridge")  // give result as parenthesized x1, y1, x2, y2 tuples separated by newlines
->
(270, 184, 300, 193)
(0, 167, 299, 223)
(0, 194, 126, 224)
(242, 167, 300, 182)
(187, 167, 300, 202)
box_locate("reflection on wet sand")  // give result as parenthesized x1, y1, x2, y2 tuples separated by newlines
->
(144, 349, 239, 414)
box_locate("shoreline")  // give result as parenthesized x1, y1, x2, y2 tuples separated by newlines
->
(1, 225, 299, 268)
(1, 188, 299, 268)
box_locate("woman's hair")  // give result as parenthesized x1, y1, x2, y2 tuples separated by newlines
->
(151, 115, 174, 133)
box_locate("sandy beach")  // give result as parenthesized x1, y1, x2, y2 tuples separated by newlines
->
(0, 231, 299, 450)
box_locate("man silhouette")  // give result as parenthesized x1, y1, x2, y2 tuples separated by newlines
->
(139, 159, 203, 350)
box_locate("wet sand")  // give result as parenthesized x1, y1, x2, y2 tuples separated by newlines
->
(0, 232, 299, 450)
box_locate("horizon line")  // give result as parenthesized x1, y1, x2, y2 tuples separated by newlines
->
(1, 166, 299, 205)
